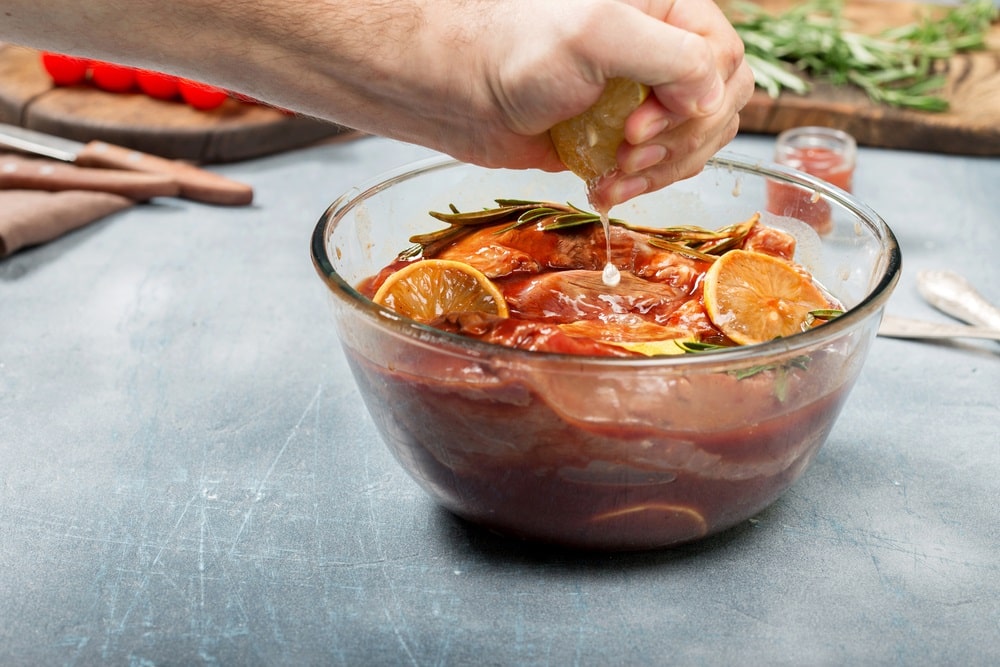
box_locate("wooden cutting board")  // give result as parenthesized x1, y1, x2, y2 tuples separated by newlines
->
(0, 44, 352, 163)
(734, 0, 1000, 155)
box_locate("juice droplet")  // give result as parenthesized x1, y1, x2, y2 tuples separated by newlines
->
(602, 261, 621, 287)
(588, 183, 620, 287)
(599, 208, 620, 286)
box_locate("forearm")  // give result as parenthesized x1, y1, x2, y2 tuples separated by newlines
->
(2, 0, 753, 196)
(3, 1, 463, 126)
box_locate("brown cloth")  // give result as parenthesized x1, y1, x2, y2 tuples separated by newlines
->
(0, 189, 133, 258)
(0, 150, 141, 258)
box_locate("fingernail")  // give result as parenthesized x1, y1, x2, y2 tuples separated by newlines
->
(696, 75, 724, 114)
(623, 144, 667, 174)
(635, 117, 670, 144)
(609, 175, 650, 205)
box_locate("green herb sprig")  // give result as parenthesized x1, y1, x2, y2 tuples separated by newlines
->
(731, 0, 998, 111)
(400, 200, 758, 261)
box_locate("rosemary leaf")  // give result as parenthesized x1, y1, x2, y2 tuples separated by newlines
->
(808, 309, 845, 320)
(414, 201, 759, 262)
(803, 308, 844, 328)
(647, 238, 721, 263)
(676, 340, 729, 353)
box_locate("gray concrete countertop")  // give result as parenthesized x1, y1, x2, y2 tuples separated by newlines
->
(1, 133, 997, 666)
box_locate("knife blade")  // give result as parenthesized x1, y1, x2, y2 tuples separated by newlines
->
(0, 123, 254, 206)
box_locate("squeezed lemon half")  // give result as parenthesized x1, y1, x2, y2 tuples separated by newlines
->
(550, 78, 650, 183)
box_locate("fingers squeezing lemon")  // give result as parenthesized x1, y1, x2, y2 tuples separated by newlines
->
(550, 78, 650, 184)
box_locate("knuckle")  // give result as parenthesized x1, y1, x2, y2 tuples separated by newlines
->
(558, 3, 614, 61)
(720, 33, 746, 78)
(679, 129, 707, 157)
(722, 114, 740, 144)
(734, 62, 756, 107)
(675, 34, 717, 84)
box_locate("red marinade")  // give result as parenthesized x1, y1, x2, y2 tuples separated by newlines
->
(346, 208, 857, 549)
(360, 212, 830, 356)
(345, 348, 854, 549)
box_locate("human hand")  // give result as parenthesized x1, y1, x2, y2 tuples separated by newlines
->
(609, 0, 755, 205)
(453, 0, 754, 206)
(0, 0, 752, 208)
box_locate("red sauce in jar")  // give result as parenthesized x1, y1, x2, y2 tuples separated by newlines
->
(767, 136, 856, 236)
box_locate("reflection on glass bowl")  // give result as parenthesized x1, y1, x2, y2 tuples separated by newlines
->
(311, 152, 901, 551)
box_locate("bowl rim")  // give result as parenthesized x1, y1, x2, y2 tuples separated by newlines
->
(311, 151, 902, 368)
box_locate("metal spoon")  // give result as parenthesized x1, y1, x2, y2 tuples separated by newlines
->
(916, 269, 1000, 330)
(877, 269, 1000, 341)
(877, 315, 1000, 341)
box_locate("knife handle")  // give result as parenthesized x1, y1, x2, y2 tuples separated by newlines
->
(0, 156, 181, 200)
(76, 141, 254, 206)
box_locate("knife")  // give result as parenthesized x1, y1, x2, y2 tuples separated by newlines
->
(1, 153, 181, 200)
(0, 123, 254, 206)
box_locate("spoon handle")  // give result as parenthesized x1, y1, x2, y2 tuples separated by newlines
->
(878, 315, 1000, 342)
(917, 270, 1000, 330)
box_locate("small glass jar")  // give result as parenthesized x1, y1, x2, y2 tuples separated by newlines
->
(767, 126, 857, 235)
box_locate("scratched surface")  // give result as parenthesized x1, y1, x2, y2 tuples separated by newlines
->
(1, 134, 997, 666)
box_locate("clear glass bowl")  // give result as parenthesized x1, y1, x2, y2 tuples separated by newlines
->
(311, 152, 901, 551)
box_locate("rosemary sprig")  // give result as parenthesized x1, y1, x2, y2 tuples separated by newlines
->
(401, 200, 618, 259)
(401, 200, 758, 262)
(807, 308, 844, 320)
(675, 341, 812, 403)
(731, 355, 810, 379)
(804, 308, 843, 328)
(647, 239, 722, 263)
(731, 0, 998, 111)
(675, 340, 729, 353)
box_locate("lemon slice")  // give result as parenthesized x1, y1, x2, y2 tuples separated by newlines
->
(372, 259, 509, 323)
(591, 503, 708, 538)
(703, 249, 831, 345)
(550, 78, 650, 183)
(603, 337, 698, 356)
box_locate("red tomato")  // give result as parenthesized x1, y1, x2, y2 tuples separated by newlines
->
(40, 52, 90, 86)
(177, 80, 228, 111)
(135, 70, 180, 100)
(90, 62, 137, 93)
